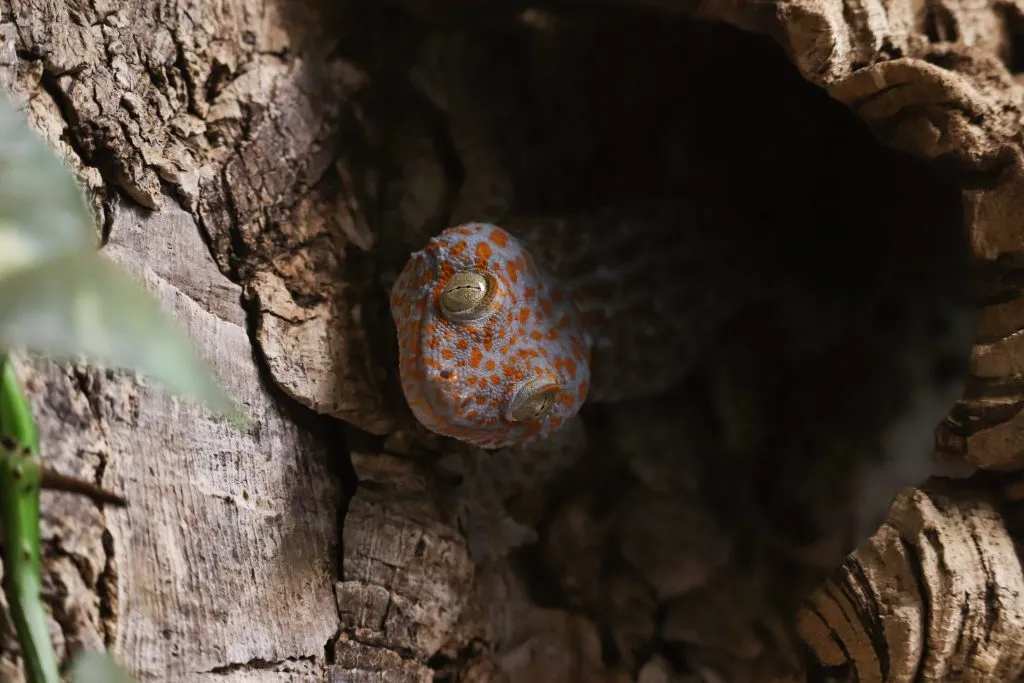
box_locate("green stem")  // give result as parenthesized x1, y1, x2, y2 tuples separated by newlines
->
(1, 358, 40, 455)
(0, 355, 59, 683)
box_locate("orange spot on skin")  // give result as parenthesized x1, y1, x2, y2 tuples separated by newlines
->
(450, 241, 468, 259)
(486, 359, 496, 371)
(441, 349, 454, 360)
(470, 348, 483, 368)
(531, 330, 544, 341)
(539, 299, 554, 317)
(457, 339, 468, 350)
(490, 229, 509, 247)
(489, 374, 502, 385)
(475, 241, 492, 266)
(507, 261, 519, 284)
(518, 308, 530, 324)
(524, 287, 536, 300)
(578, 382, 589, 401)
(437, 262, 455, 284)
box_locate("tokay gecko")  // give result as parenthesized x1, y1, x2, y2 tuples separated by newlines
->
(387, 205, 974, 567)
(389, 208, 758, 450)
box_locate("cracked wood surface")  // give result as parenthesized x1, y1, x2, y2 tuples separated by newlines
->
(0, 1, 347, 677)
(3, 0, 1024, 682)
(0, 196, 341, 681)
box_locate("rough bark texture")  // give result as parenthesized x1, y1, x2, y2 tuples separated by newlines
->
(3, 0, 1024, 682)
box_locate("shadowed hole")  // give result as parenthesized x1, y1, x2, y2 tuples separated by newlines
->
(349, 4, 975, 678)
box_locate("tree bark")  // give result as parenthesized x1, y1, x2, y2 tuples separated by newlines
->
(2, 0, 1024, 682)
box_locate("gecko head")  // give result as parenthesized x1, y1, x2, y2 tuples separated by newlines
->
(389, 222, 591, 449)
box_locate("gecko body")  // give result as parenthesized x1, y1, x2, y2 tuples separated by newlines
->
(390, 209, 747, 449)
(388, 205, 975, 572)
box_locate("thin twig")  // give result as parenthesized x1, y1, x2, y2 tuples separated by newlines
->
(39, 468, 127, 507)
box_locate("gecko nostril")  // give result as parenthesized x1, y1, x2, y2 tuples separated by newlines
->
(439, 368, 453, 380)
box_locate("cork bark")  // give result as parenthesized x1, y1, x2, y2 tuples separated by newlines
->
(2, 0, 1024, 682)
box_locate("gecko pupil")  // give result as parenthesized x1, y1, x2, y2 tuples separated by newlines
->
(440, 270, 494, 321)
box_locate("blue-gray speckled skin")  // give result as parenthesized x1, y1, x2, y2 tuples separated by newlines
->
(390, 222, 591, 449)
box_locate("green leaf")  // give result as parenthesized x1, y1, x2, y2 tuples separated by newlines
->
(0, 251, 244, 424)
(0, 94, 96, 277)
(66, 651, 135, 683)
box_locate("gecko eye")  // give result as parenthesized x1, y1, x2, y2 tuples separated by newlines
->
(506, 381, 560, 423)
(440, 270, 496, 322)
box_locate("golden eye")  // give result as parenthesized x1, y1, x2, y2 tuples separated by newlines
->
(440, 270, 496, 322)
(507, 382, 559, 423)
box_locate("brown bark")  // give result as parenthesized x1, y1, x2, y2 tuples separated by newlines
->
(2, 0, 1024, 682)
